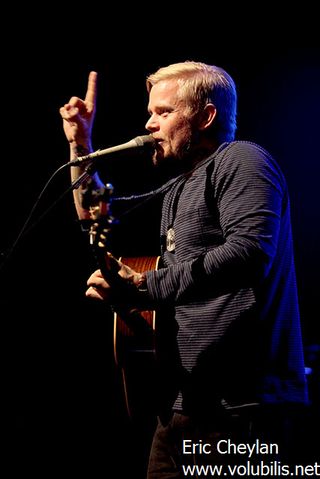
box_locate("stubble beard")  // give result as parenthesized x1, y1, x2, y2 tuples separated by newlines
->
(152, 137, 193, 172)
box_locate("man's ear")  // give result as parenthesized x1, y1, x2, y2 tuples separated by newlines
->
(198, 103, 217, 130)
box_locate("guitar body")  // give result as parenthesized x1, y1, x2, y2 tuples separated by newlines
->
(113, 255, 161, 420)
(113, 255, 160, 367)
(83, 184, 161, 420)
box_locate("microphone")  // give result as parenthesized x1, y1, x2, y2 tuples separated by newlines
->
(70, 134, 155, 166)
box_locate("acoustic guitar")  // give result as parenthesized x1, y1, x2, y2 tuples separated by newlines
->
(85, 182, 160, 419)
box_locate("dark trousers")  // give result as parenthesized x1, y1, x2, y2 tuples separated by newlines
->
(146, 406, 307, 479)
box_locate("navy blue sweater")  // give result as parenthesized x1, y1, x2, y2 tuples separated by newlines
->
(145, 141, 308, 413)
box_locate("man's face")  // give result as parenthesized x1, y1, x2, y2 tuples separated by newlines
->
(145, 79, 195, 167)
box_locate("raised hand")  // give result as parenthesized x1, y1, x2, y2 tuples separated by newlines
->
(59, 71, 98, 147)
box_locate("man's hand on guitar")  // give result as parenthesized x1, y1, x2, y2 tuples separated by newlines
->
(85, 257, 147, 306)
(86, 269, 111, 301)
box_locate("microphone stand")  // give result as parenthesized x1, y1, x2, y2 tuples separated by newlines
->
(29, 163, 97, 230)
(0, 163, 95, 273)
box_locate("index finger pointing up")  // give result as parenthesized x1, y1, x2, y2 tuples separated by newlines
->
(85, 71, 98, 107)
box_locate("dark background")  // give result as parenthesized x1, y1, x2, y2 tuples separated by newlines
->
(2, 9, 319, 476)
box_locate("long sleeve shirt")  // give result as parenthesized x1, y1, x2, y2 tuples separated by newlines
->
(145, 141, 308, 412)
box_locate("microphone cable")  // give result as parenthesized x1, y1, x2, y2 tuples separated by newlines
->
(0, 161, 72, 273)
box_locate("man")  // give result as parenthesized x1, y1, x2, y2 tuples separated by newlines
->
(60, 61, 308, 477)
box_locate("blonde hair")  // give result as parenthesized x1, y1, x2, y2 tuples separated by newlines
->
(146, 61, 237, 142)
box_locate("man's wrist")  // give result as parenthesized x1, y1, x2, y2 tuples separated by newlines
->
(70, 142, 93, 159)
(135, 272, 148, 292)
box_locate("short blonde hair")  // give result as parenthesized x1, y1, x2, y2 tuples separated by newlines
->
(146, 61, 237, 142)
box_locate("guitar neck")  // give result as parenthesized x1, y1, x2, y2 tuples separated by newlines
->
(94, 247, 125, 292)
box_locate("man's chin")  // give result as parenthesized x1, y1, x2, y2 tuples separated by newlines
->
(152, 150, 164, 167)
(153, 155, 188, 178)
